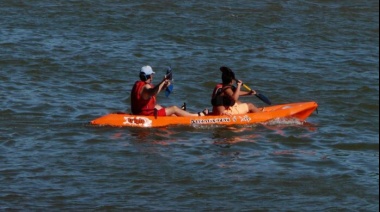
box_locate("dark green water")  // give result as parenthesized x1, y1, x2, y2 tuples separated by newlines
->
(1, 1, 378, 211)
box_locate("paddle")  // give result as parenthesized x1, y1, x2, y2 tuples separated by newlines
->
(240, 82, 272, 105)
(165, 67, 173, 97)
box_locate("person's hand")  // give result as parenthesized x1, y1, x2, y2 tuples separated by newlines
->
(165, 72, 172, 80)
(161, 76, 170, 83)
(236, 79, 243, 87)
(249, 90, 257, 95)
(163, 79, 171, 88)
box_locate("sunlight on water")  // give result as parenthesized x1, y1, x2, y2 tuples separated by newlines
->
(265, 118, 305, 126)
(0, 0, 378, 211)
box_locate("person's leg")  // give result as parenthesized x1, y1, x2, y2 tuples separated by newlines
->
(247, 103, 260, 113)
(165, 106, 199, 117)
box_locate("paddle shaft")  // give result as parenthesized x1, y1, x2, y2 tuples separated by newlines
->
(239, 81, 272, 105)
(242, 84, 253, 93)
(235, 79, 254, 93)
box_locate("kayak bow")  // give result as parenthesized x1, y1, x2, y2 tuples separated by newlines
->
(90, 101, 318, 128)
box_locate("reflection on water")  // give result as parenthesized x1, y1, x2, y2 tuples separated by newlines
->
(211, 120, 317, 145)
(1, 0, 378, 210)
(109, 118, 319, 147)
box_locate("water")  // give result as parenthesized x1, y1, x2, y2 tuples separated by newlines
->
(1, 0, 379, 211)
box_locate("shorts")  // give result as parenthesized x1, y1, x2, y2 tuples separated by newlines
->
(225, 103, 249, 115)
(140, 108, 166, 116)
(156, 108, 167, 116)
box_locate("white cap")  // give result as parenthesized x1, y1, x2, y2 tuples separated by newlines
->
(140, 65, 155, 75)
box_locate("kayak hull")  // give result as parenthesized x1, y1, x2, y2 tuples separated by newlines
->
(90, 101, 318, 128)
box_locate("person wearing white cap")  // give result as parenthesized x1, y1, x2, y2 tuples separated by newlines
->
(131, 65, 208, 117)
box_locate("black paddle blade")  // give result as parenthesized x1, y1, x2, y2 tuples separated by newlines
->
(256, 93, 272, 105)
(166, 67, 173, 80)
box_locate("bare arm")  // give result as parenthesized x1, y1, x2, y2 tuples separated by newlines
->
(240, 90, 256, 96)
(224, 83, 242, 102)
(141, 78, 170, 100)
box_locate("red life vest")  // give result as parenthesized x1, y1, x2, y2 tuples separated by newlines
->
(211, 83, 223, 98)
(131, 81, 157, 115)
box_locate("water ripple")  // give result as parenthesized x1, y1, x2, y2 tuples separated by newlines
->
(1, 0, 378, 211)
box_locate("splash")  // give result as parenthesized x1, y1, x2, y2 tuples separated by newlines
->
(264, 118, 304, 126)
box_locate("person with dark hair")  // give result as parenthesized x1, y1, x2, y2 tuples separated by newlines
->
(211, 66, 260, 115)
(131, 65, 208, 117)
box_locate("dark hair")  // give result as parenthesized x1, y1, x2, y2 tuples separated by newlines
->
(139, 72, 151, 81)
(220, 66, 235, 84)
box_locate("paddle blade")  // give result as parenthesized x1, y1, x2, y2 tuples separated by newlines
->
(166, 67, 173, 80)
(165, 84, 173, 97)
(165, 67, 173, 97)
(256, 93, 272, 105)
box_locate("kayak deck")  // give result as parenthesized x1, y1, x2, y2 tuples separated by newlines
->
(90, 101, 318, 128)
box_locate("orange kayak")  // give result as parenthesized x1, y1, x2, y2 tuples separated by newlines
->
(90, 101, 318, 128)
